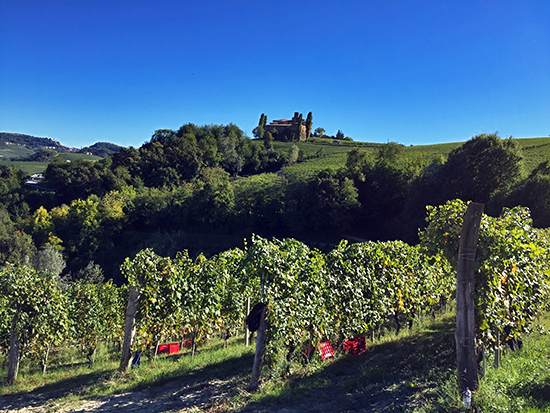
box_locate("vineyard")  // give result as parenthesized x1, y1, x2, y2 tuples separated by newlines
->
(2, 200, 550, 410)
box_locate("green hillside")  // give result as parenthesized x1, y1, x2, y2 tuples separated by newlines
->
(0, 142, 35, 159)
(58, 153, 102, 162)
(0, 152, 102, 175)
(276, 137, 550, 177)
(514, 137, 550, 174)
(3, 133, 550, 179)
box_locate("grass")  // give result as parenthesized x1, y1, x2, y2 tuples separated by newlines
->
(0, 148, 102, 175)
(2, 312, 550, 411)
(472, 319, 550, 412)
(0, 334, 253, 397)
(0, 160, 48, 175)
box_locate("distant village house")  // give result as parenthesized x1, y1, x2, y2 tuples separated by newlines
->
(264, 112, 307, 141)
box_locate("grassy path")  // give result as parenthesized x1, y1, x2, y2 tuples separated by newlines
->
(2, 313, 550, 412)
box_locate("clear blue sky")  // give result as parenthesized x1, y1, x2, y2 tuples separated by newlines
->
(1, 0, 549, 148)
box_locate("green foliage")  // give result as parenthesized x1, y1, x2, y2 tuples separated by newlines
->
(74, 260, 105, 284)
(345, 148, 372, 181)
(252, 125, 264, 139)
(263, 131, 274, 151)
(44, 157, 125, 203)
(66, 279, 123, 366)
(305, 112, 313, 140)
(284, 169, 360, 233)
(31, 245, 66, 282)
(120, 248, 238, 353)
(211, 248, 247, 332)
(441, 134, 522, 204)
(287, 144, 299, 165)
(376, 142, 404, 164)
(326, 240, 452, 338)
(314, 127, 325, 137)
(243, 236, 328, 365)
(421, 199, 550, 350)
(0, 166, 30, 224)
(504, 161, 550, 227)
(120, 249, 178, 349)
(0, 264, 68, 379)
(232, 173, 285, 231)
(0, 209, 36, 265)
(190, 167, 235, 226)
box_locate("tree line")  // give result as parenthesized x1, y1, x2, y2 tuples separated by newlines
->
(0, 122, 549, 284)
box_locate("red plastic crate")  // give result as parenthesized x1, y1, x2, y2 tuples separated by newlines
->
(343, 336, 366, 355)
(318, 339, 334, 360)
(158, 342, 180, 354)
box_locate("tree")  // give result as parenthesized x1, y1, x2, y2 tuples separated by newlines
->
(189, 167, 235, 226)
(253, 114, 267, 139)
(252, 125, 265, 139)
(295, 113, 304, 141)
(32, 245, 66, 283)
(263, 131, 274, 151)
(503, 161, 550, 227)
(219, 136, 244, 176)
(305, 112, 313, 140)
(376, 142, 404, 165)
(0, 209, 36, 265)
(288, 144, 299, 165)
(314, 127, 325, 137)
(284, 169, 360, 233)
(75, 260, 105, 284)
(440, 134, 522, 204)
(336, 130, 344, 140)
(345, 148, 372, 181)
(26, 206, 54, 249)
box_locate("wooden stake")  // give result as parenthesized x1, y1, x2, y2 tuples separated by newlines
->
(248, 304, 267, 392)
(7, 316, 20, 384)
(245, 297, 250, 347)
(494, 332, 501, 368)
(119, 285, 141, 372)
(456, 202, 483, 393)
(42, 340, 52, 377)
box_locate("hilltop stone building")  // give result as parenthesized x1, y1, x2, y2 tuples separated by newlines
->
(264, 112, 307, 141)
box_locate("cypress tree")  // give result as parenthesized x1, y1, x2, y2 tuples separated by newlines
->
(305, 112, 313, 140)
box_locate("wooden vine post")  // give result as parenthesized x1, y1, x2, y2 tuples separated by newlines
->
(119, 285, 141, 372)
(245, 297, 250, 347)
(7, 316, 20, 384)
(248, 277, 267, 392)
(456, 202, 484, 393)
(248, 304, 267, 391)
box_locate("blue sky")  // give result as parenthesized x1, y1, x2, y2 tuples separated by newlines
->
(1, 0, 549, 148)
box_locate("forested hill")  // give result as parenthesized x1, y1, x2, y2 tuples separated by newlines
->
(0, 132, 65, 149)
(1, 133, 121, 156)
(78, 142, 123, 157)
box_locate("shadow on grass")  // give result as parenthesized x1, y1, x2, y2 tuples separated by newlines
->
(129, 349, 255, 391)
(512, 375, 550, 408)
(240, 317, 457, 412)
(0, 370, 114, 410)
(0, 346, 255, 412)
(0, 319, 457, 412)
